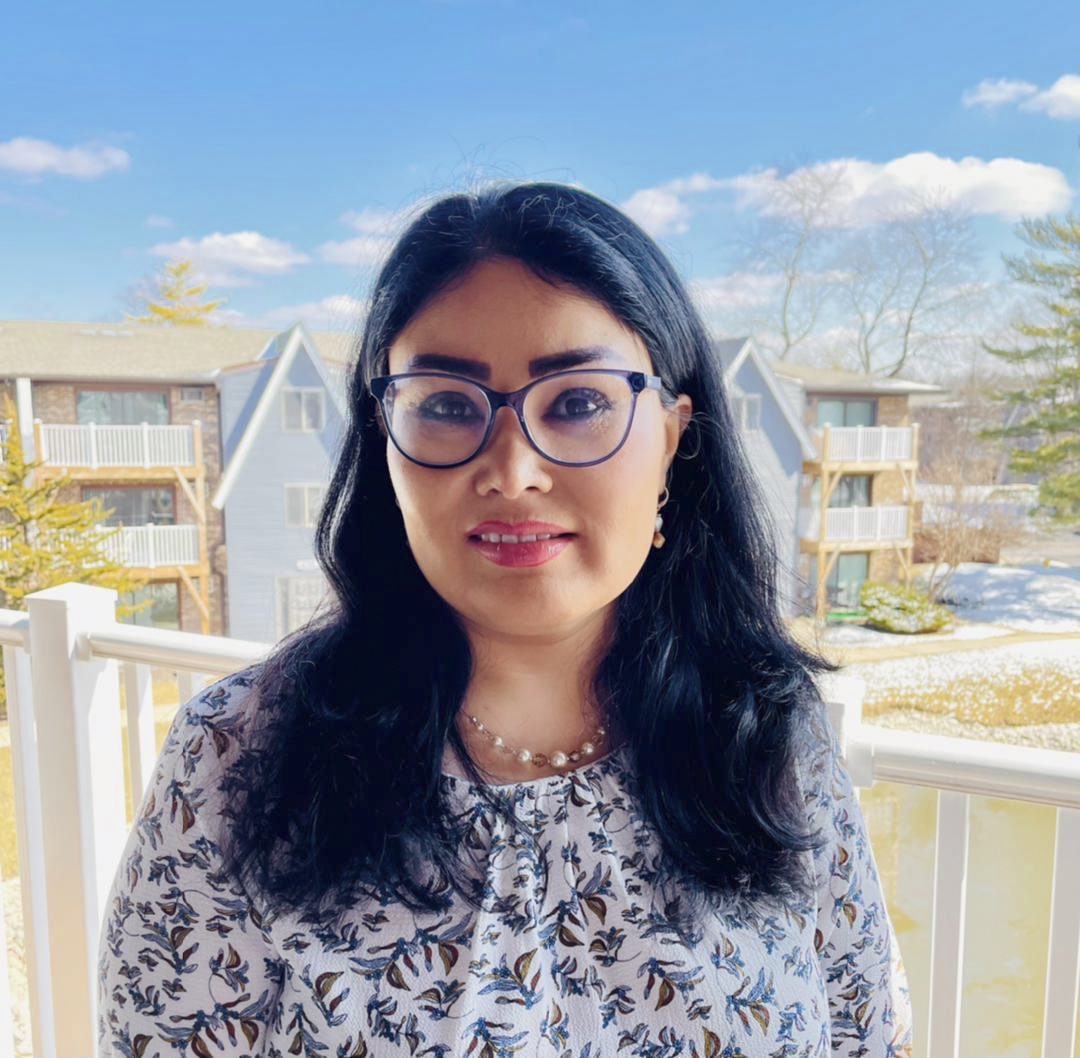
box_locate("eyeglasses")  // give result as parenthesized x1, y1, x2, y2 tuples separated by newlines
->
(369, 368, 673, 468)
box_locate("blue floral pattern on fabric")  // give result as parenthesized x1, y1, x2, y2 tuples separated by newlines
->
(98, 670, 913, 1057)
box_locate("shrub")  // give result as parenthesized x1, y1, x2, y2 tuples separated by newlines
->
(859, 580, 954, 634)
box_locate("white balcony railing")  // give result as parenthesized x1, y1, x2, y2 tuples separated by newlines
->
(35, 421, 196, 468)
(0, 584, 1078, 1058)
(799, 503, 910, 542)
(97, 523, 200, 568)
(814, 424, 915, 463)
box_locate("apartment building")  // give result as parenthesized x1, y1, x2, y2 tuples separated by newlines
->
(770, 360, 947, 618)
(0, 321, 349, 636)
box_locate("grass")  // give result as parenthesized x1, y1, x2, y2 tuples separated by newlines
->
(858, 662, 1080, 727)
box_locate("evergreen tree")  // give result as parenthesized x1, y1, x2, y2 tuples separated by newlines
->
(126, 258, 226, 325)
(980, 214, 1080, 526)
(0, 395, 148, 609)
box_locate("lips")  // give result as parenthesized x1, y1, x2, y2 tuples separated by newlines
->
(466, 533, 575, 567)
(466, 520, 575, 539)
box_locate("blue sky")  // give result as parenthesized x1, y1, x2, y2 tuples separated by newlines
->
(3, 0, 1079, 335)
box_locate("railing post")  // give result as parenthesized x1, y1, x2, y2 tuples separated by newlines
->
(815, 671, 874, 790)
(1, 643, 56, 1058)
(26, 583, 127, 1058)
(87, 421, 98, 469)
(141, 421, 150, 467)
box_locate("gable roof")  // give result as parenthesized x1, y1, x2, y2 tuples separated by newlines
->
(211, 323, 347, 510)
(768, 359, 947, 396)
(713, 337, 819, 461)
(0, 319, 353, 382)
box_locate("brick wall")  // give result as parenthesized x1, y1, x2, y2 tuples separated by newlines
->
(28, 380, 228, 635)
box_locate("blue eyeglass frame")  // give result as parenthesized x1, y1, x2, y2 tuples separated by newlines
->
(369, 368, 674, 469)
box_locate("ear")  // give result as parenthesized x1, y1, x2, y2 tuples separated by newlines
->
(663, 393, 693, 470)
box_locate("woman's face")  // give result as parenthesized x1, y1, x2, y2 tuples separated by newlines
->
(384, 256, 692, 640)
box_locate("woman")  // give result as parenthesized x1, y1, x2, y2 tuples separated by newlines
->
(98, 181, 913, 1057)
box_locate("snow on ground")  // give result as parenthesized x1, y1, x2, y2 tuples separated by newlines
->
(919, 561, 1080, 633)
(842, 639, 1080, 727)
(818, 561, 1080, 646)
(822, 621, 1011, 646)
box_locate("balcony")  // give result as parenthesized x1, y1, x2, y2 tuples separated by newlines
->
(808, 423, 918, 467)
(0, 584, 1078, 1058)
(98, 523, 200, 569)
(31, 421, 200, 478)
(799, 503, 910, 546)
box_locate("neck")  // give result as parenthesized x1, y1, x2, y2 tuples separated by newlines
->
(451, 606, 614, 780)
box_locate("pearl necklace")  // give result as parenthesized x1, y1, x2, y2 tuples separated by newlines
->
(464, 712, 607, 770)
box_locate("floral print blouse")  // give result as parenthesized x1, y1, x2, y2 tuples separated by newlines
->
(98, 669, 913, 1058)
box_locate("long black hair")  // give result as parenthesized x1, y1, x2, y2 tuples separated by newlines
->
(217, 180, 840, 931)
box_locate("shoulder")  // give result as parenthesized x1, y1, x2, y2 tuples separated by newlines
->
(790, 693, 851, 840)
(151, 664, 265, 824)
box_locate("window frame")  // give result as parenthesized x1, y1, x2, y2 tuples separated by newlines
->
(75, 384, 172, 426)
(283, 482, 327, 528)
(281, 387, 326, 433)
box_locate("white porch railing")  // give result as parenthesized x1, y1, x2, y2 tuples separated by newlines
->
(35, 422, 196, 469)
(799, 503, 910, 541)
(815, 424, 915, 463)
(96, 523, 200, 568)
(0, 583, 1077, 1058)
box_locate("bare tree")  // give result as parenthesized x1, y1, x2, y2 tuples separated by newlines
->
(735, 166, 848, 360)
(737, 171, 988, 376)
(844, 193, 985, 377)
(916, 384, 1032, 601)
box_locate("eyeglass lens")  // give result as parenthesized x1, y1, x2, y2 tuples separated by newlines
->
(381, 372, 635, 465)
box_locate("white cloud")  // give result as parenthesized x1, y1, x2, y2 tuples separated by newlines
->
(148, 231, 310, 287)
(320, 234, 395, 268)
(320, 204, 419, 267)
(620, 173, 726, 237)
(962, 78, 1037, 109)
(339, 207, 403, 235)
(228, 294, 368, 331)
(1022, 74, 1080, 119)
(689, 272, 786, 312)
(0, 136, 130, 179)
(963, 73, 1080, 120)
(727, 153, 1072, 226)
(144, 214, 174, 229)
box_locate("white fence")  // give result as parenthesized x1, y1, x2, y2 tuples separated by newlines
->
(0, 583, 1077, 1058)
(799, 503, 910, 542)
(816, 424, 915, 463)
(35, 423, 196, 469)
(96, 524, 200, 568)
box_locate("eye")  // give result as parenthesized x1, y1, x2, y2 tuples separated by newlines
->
(418, 392, 485, 420)
(548, 388, 612, 419)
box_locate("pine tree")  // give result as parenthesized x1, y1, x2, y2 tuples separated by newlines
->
(0, 395, 149, 609)
(126, 259, 226, 326)
(980, 214, 1080, 527)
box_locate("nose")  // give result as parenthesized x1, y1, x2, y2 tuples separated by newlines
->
(473, 405, 552, 495)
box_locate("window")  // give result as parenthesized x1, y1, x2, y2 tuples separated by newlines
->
(284, 484, 326, 528)
(117, 582, 180, 629)
(731, 393, 762, 430)
(811, 474, 871, 509)
(76, 389, 169, 425)
(82, 485, 175, 526)
(179, 386, 207, 402)
(826, 553, 869, 609)
(816, 398, 876, 428)
(282, 387, 325, 432)
(277, 575, 329, 636)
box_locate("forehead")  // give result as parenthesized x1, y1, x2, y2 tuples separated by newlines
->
(387, 257, 652, 378)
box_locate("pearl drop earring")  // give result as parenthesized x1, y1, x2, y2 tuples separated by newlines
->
(653, 486, 670, 549)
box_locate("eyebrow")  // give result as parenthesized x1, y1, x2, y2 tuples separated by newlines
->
(403, 345, 625, 381)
